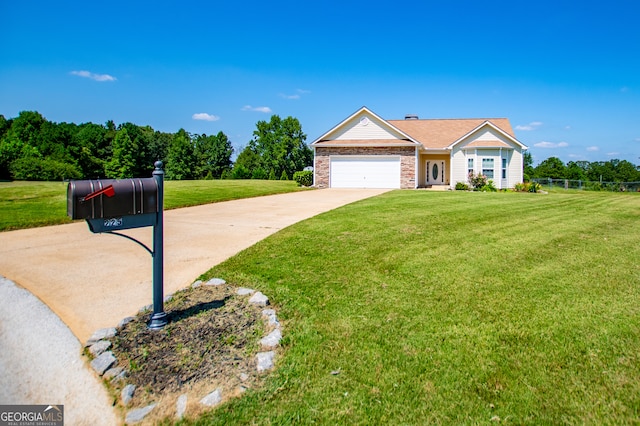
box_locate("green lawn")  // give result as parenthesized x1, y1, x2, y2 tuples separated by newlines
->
(0, 180, 306, 231)
(186, 190, 640, 425)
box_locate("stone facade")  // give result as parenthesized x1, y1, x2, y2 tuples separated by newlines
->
(314, 146, 417, 189)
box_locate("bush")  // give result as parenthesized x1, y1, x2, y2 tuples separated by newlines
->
(514, 182, 542, 193)
(251, 168, 267, 180)
(480, 179, 497, 192)
(455, 182, 470, 191)
(468, 173, 488, 190)
(293, 170, 313, 187)
(10, 157, 82, 181)
(280, 170, 289, 181)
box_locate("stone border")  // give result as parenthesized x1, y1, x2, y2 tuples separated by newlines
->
(83, 278, 282, 424)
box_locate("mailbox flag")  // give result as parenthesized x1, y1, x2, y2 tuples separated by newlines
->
(82, 184, 115, 202)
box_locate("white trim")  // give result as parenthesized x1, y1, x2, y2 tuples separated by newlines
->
(310, 106, 421, 147)
(448, 121, 528, 150)
(329, 155, 401, 189)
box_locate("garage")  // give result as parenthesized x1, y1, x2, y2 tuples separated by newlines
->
(329, 156, 401, 189)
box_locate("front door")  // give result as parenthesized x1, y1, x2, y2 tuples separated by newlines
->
(426, 160, 445, 185)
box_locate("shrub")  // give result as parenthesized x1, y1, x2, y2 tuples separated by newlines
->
(455, 182, 470, 191)
(514, 182, 541, 193)
(268, 169, 277, 180)
(528, 182, 542, 193)
(280, 170, 289, 181)
(251, 168, 267, 180)
(480, 179, 497, 192)
(10, 157, 82, 181)
(293, 170, 313, 187)
(468, 173, 488, 190)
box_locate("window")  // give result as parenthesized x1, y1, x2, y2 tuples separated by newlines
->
(501, 158, 507, 179)
(467, 158, 474, 176)
(482, 158, 494, 179)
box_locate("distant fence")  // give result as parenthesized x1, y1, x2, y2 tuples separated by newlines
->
(532, 178, 640, 192)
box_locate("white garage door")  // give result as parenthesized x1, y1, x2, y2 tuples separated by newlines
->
(330, 156, 401, 189)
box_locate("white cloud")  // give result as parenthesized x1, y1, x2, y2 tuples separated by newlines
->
(515, 121, 543, 131)
(70, 70, 116, 82)
(607, 152, 620, 156)
(192, 113, 220, 121)
(534, 141, 568, 148)
(242, 105, 272, 113)
(586, 146, 599, 152)
(279, 89, 311, 100)
(279, 93, 300, 100)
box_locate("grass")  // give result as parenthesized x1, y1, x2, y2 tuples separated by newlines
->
(0, 180, 306, 231)
(182, 190, 640, 425)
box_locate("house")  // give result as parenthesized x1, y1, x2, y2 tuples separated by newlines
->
(311, 106, 527, 190)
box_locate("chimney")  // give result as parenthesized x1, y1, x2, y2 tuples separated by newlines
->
(404, 114, 419, 120)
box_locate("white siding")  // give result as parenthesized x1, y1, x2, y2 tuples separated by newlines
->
(451, 126, 525, 189)
(450, 148, 468, 187)
(333, 113, 405, 140)
(509, 149, 524, 184)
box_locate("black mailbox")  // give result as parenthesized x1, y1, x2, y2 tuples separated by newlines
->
(67, 178, 158, 233)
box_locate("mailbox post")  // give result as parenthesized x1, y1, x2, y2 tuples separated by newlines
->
(67, 161, 168, 330)
(149, 161, 167, 329)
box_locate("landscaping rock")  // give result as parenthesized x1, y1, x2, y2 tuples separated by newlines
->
(249, 291, 269, 306)
(260, 329, 282, 349)
(90, 351, 116, 376)
(236, 287, 255, 296)
(103, 366, 125, 381)
(176, 394, 188, 419)
(256, 351, 275, 372)
(262, 309, 280, 328)
(118, 316, 135, 328)
(88, 340, 111, 357)
(200, 388, 222, 407)
(164, 294, 173, 302)
(125, 404, 156, 424)
(205, 278, 226, 286)
(191, 280, 202, 288)
(85, 327, 117, 346)
(239, 373, 249, 382)
(121, 384, 135, 406)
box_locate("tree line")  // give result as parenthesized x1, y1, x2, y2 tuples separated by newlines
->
(524, 152, 640, 183)
(0, 111, 312, 181)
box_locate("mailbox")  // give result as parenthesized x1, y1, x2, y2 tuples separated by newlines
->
(67, 178, 159, 233)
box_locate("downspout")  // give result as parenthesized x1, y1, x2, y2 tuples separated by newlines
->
(414, 147, 419, 189)
(312, 146, 316, 187)
(499, 147, 503, 189)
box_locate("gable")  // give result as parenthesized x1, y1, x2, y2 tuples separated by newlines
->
(450, 122, 526, 151)
(312, 107, 417, 146)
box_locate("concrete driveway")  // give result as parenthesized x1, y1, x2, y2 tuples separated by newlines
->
(0, 188, 388, 343)
(0, 188, 388, 424)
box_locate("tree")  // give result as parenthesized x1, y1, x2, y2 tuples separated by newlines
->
(246, 115, 312, 179)
(533, 157, 566, 179)
(232, 145, 261, 179)
(105, 128, 138, 178)
(565, 161, 588, 180)
(523, 151, 534, 181)
(165, 129, 197, 180)
(193, 131, 233, 179)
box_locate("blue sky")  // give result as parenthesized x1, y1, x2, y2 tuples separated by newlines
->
(1, 0, 639, 165)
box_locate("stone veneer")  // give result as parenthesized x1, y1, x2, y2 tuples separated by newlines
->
(314, 146, 417, 189)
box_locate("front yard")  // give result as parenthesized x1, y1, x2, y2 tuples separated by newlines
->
(191, 190, 640, 424)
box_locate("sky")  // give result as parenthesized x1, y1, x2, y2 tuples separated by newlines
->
(1, 0, 639, 166)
